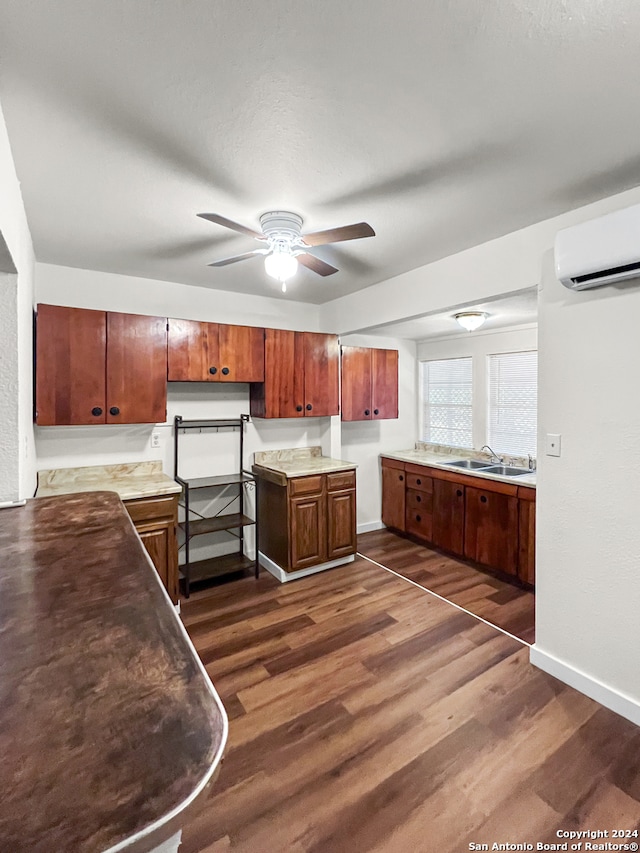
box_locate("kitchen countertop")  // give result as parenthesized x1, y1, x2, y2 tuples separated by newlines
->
(0, 491, 227, 852)
(36, 460, 182, 501)
(382, 447, 537, 488)
(253, 446, 357, 484)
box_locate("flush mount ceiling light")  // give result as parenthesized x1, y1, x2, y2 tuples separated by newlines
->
(454, 311, 488, 332)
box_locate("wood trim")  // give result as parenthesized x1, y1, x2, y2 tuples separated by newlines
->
(381, 457, 405, 471)
(517, 485, 536, 501)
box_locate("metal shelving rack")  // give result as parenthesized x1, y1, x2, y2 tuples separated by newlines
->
(174, 414, 258, 598)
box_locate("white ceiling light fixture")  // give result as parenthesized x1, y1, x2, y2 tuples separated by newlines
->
(454, 311, 488, 332)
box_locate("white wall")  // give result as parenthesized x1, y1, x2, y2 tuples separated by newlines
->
(0, 101, 36, 502)
(533, 249, 640, 721)
(340, 334, 417, 532)
(416, 324, 538, 452)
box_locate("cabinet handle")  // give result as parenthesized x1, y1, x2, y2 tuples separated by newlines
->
(221, 367, 230, 375)
(110, 406, 120, 416)
(364, 409, 370, 416)
(481, 495, 487, 503)
(417, 495, 421, 502)
(399, 475, 404, 482)
(374, 408, 379, 415)
(416, 478, 421, 485)
(296, 405, 303, 412)
(306, 404, 313, 411)
(456, 489, 462, 497)
(416, 514, 421, 522)
(209, 366, 217, 375)
(91, 407, 103, 417)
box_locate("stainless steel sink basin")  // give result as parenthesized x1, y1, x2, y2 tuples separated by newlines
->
(444, 459, 492, 470)
(481, 464, 530, 477)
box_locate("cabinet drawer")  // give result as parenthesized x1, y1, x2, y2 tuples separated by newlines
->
(406, 488, 433, 514)
(381, 457, 405, 471)
(289, 475, 324, 496)
(327, 470, 356, 492)
(406, 506, 433, 541)
(125, 494, 178, 523)
(406, 473, 432, 493)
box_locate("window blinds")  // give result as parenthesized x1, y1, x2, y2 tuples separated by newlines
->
(421, 357, 473, 448)
(488, 350, 538, 456)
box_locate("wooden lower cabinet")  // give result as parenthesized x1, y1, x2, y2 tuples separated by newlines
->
(464, 486, 518, 575)
(380, 458, 536, 587)
(124, 494, 179, 604)
(381, 458, 406, 532)
(256, 469, 356, 573)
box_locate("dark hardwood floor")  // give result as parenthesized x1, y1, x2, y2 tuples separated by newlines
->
(179, 557, 640, 852)
(358, 528, 536, 644)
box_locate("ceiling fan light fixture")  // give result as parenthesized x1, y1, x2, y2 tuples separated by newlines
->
(454, 311, 488, 332)
(264, 245, 298, 284)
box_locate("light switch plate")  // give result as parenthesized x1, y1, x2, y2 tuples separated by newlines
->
(545, 433, 561, 457)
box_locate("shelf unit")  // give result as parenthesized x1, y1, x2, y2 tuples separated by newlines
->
(174, 415, 258, 597)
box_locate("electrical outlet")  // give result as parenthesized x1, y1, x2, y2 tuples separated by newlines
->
(151, 432, 160, 449)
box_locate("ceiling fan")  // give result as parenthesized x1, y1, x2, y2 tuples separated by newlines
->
(197, 211, 375, 292)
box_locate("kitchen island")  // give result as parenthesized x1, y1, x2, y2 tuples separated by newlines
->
(0, 491, 227, 852)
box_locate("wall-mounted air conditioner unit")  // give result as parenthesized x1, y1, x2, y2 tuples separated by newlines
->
(555, 203, 640, 290)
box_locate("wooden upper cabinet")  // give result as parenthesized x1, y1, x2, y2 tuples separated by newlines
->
(341, 346, 398, 421)
(106, 313, 168, 424)
(250, 329, 338, 418)
(35, 305, 166, 426)
(167, 319, 264, 382)
(36, 304, 107, 426)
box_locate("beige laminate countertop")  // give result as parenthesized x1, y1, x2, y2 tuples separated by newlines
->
(36, 460, 182, 501)
(253, 446, 357, 483)
(382, 448, 537, 488)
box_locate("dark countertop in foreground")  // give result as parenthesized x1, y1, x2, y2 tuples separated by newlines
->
(0, 491, 227, 853)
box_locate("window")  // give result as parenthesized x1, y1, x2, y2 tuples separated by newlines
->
(488, 350, 538, 456)
(420, 357, 473, 448)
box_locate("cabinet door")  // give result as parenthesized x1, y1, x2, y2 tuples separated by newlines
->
(327, 489, 357, 559)
(372, 349, 399, 420)
(303, 332, 339, 417)
(290, 493, 327, 570)
(381, 461, 406, 532)
(106, 313, 167, 424)
(518, 494, 536, 585)
(167, 318, 209, 381)
(432, 479, 465, 555)
(341, 346, 372, 421)
(218, 324, 265, 382)
(35, 304, 106, 425)
(464, 486, 518, 575)
(251, 328, 305, 418)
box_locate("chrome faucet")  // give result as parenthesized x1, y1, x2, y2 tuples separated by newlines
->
(528, 454, 536, 471)
(480, 444, 503, 464)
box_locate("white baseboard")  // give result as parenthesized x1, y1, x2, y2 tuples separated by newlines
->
(258, 551, 355, 583)
(530, 645, 640, 726)
(357, 520, 385, 534)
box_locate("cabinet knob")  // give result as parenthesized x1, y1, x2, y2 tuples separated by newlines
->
(110, 406, 120, 416)
(481, 495, 487, 503)
(399, 475, 404, 482)
(296, 405, 303, 412)
(209, 366, 217, 375)
(416, 478, 421, 485)
(306, 404, 313, 411)
(221, 367, 230, 375)
(364, 409, 370, 416)
(91, 407, 103, 417)
(456, 489, 462, 497)
(416, 514, 421, 522)
(374, 408, 379, 415)
(417, 495, 421, 503)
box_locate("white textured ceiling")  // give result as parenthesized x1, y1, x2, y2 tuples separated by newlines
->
(2, 1, 640, 304)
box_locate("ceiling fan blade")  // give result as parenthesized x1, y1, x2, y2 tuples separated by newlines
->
(197, 213, 263, 239)
(297, 253, 339, 277)
(208, 250, 265, 267)
(301, 222, 375, 247)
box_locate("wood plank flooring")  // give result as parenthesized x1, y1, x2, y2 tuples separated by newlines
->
(358, 528, 536, 644)
(179, 556, 639, 853)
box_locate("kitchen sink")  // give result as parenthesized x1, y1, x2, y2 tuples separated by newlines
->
(481, 464, 530, 477)
(444, 459, 492, 470)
